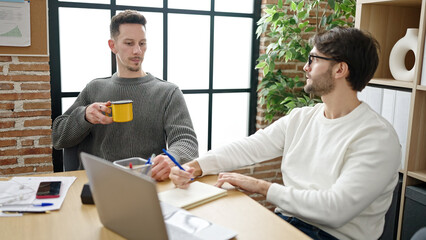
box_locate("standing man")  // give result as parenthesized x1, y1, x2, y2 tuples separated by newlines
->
(170, 27, 401, 239)
(52, 10, 198, 181)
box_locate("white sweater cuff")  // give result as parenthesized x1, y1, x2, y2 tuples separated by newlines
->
(266, 182, 286, 205)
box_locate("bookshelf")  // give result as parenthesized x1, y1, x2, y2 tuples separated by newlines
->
(356, 0, 426, 239)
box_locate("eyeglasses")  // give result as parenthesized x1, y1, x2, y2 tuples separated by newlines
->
(308, 54, 336, 66)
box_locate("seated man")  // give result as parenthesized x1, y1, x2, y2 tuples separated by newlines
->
(52, 10, 198, 181)
(170, 27, 401, 240)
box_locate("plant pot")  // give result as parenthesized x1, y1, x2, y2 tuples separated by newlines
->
(389, 28, 418, 81)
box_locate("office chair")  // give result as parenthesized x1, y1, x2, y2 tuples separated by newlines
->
(411, 227, 426, 240)
(379, 175, 403, 240)
(63, 145, 80, 171)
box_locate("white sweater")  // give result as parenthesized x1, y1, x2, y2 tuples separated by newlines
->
(197, 103, 401, 240)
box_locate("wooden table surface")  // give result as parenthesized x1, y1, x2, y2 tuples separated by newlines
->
(0, 170, 310, 240)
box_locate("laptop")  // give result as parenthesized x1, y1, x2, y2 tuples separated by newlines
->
(80, 152, 237, 240)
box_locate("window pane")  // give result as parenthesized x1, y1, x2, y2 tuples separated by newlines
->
(215, 0, 254, 13)
(59, 0, 109, 3)
(137, 12, 163, 79)
(168, 0, 210, 11)
(168, 14, 210, 90)
(62, 97, 77, 114)
(59, 8, 111, 92)
(213, 17, 252, 89)
(183, 94, 209, 155)
(116, 0, 162, 8)
(211, 93, 249, 149)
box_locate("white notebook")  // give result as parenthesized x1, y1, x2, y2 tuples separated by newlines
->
(158, 181, 227, 210)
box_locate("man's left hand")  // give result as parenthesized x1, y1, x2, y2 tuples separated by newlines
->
(215, 172, 272, 196)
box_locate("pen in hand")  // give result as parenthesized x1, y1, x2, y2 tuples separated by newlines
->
(144, 154, 155, 175)
(162, 149, 193, 181)
(146, 154, 155, 165)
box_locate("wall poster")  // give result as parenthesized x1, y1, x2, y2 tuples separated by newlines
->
(0, 0, 30, 47)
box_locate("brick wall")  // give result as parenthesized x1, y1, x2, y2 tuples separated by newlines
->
(0, 56, 53, 176)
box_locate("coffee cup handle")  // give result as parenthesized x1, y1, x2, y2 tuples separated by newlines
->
(104, 106, 112, 117)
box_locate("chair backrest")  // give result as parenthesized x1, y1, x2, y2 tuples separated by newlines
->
(411, 227, 426, 240)
(379, 175, 403, 240)
(63, 145, 80, 171)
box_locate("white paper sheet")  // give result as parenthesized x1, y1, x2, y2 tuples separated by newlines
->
(0, 1, 30, 46)
(0, 176, 76, 215)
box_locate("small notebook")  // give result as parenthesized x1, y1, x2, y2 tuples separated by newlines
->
(158, 181, 227, 210)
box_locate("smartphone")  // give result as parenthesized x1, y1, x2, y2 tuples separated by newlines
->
(36, 181, 62, 199)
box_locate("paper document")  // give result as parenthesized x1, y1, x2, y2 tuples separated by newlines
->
(159, 181, 227, 210)
(0, 1, 30, 46)
(0, 176, 76, 215)
(161, 201, 238, 240)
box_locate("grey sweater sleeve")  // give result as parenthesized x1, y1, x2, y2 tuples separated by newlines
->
(163, 87, 199, 163)
(51, 93, 93, 150)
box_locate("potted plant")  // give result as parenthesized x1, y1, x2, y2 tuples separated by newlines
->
(256, 0, 356, 122)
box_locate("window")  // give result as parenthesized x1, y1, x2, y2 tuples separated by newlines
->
(49, 0, 260, 171)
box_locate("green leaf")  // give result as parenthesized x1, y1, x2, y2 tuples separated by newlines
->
(257, 54, 268, 61)
(320, 15, 327, 27)
(328, 0, 335, 9)
(265, 8, 276, 15)
(298, 10, 307, 19)
(304, 26, 315, 32)
(282, 96, 293, 104)
(255, 62, 267, 69)
(290, 1, 297, 11)
(293, 27, 301, 33)
(297, 97, 307, 103)
(285, 51, 293, 61)
(272, 12, 280, 22)
(295, 81, 305, 88)
(256, 26, 264, 38)
(263, 65, 270, 75)
(285, 101, 296, 109)
(269, 61, 276, 72)
(297, 1, 304, 11)
(278, 0, 283, 8)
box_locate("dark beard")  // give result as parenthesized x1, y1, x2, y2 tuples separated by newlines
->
(304, 68, 334, 96)
(127, 66, 140, 72)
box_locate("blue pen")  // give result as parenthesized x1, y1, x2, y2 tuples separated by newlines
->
(33, 203, 54, 207)
(145, 154, 155, 165)
(0, 202, 53, 207)
(144, 154, 155, 175)
(162, 149, 193, 180)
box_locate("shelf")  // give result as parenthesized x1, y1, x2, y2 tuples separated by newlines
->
(357, 0, 421, 7)
(356, 3, 421, 82)
(417, 85, 426, 91)
(356, 0, 426, 238)
(407, 169, 426, 182)
(369, 78, 414, 89)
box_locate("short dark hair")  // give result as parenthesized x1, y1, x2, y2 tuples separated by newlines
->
(312, 27, 380, 91)
(110, 10, 147, 39)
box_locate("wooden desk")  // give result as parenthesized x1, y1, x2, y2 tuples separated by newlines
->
(0, 171, 310, 240)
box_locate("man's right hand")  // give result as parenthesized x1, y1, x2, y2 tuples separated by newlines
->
(169, 160, 202, 189)
(85, 101, 113, 125)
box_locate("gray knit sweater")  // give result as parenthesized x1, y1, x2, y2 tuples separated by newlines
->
(52, 73, 199, 167)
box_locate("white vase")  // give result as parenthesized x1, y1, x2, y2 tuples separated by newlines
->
(389, 28, 418, 81)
